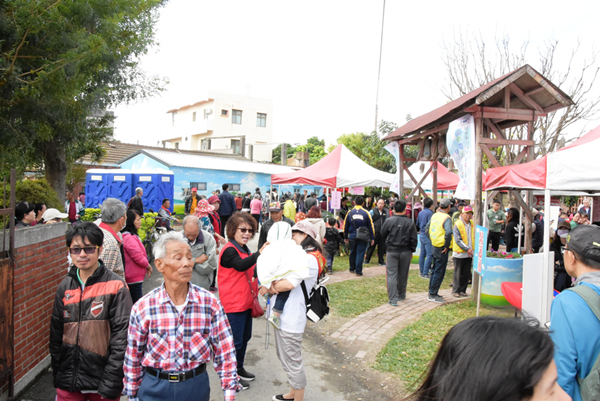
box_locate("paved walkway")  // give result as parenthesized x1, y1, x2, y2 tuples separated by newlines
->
(330, 288, 464, 364)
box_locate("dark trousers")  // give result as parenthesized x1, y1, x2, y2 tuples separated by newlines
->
(129, 282, 143, 304)
(365, 232, 386, 264)
(220, 215, 231, 237)
(386, 251, 413, 302)
(138, 369, 210, 401)
(226, 309, 252, 370)
(489, 231, 501, 251)
(349, 237, 369, 274)
(429, 246, 449, 296)
(325, 252, 335, 271)
(419, 233, 433, 276)
(452, 257, 472, 294)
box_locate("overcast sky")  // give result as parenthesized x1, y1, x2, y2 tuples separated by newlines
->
(112, 0, 599, 149)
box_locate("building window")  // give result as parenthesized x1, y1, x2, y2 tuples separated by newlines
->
(293, 186, 301, 193)
(221, 109, 229, 116)
(257, 113, 267, 127)
(201, 138, 211, 150)
(232, 109, 242, 124)
(174, 142, 179, 149)
(227, 183, 241, 192)
(204, 109, 211, 119)
(192, 112, 196, 122)
(190, 182, 207, 191)
(231, 139, 241, 154)
(304, 159, 310, 167)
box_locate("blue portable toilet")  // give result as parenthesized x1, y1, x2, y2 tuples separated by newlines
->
(85, 169, 109, 209)
(107, 169, 133, 206)
(131, 169, 159, 213)
(155, 170, 175, 213)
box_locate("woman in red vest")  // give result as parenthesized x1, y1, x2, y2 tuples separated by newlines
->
(218, 212, 268, 390)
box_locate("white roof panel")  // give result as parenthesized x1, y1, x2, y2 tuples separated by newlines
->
(142, 150, 296, 175)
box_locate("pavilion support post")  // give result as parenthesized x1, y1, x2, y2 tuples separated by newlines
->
(432, 162, 438, 209)
(524, 121, 535, 254)
(399, 143, 405, 197)
(472, 114, 484, 301)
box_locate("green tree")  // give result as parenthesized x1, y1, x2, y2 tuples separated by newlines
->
(329, 120, 416, 173)
(272, 136, 327, 165)
(0, 0, 167, 202)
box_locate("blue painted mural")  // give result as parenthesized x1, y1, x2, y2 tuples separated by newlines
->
(120, 153, 324, 205)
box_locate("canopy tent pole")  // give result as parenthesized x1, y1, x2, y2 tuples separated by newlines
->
(541, 189, 552, 326)
(432, 162, 438, 209)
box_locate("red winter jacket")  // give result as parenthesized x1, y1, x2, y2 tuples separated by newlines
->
(122, 232, 148, 284)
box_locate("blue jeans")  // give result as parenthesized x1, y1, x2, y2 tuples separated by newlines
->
(226, 309, 252, 370)
(429, 246, 449, 296)
(138, 369, 210, 401)
(349, 237, 369, 274)
(419, 233, 433, 276)
(325, 252, 335, 271)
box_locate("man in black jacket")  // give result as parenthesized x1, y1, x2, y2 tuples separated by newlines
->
(381, 199, 418, 306)
(304, 193, 318, 212)
(365, 198, 388, 265)
(128, 187, 144, 215)
(257, 202, 294, 250)
(50, 222, 132, 401)
(184, 187, 202, 215)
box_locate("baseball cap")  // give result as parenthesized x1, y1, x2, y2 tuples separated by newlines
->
(556, 221, 571, 239)
(566, 225, 600, 262)
(440, 198, 452, 208)
(269, 202, 282, 212)
(458, 201, 467, 207)
(207, 195, 220, 204)
(463, 205, 474, 213)
(191, 187, 197, 192)
(42, 208, 68, 222)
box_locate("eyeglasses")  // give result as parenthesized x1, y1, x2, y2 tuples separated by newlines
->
(68, 246, 99, 255)
(237, 227, 253, 234)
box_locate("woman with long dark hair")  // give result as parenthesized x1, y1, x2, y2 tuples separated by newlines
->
(551, 221, 572, 291)
(504, 207, 523, 253)
(121, 209, 152, 303)
(408, 316, 569, 401)
(260, 220, 325, 401)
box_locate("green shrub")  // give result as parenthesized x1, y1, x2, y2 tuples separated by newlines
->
(15, 179, 62, 210)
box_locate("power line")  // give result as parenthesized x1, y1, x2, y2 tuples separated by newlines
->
(374, 0, 386, 134)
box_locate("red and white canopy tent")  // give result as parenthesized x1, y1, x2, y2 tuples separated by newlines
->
(271, 144, 396, 188)
(485, 124, 600, 325)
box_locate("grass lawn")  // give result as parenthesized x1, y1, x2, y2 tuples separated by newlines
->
(374, 300, 515, 393)
(328, 254, 454, 318)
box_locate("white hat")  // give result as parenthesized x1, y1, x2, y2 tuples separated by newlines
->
(42, 208, 68, 222)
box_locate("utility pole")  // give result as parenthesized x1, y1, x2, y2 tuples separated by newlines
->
(281, 143, 287, 166)
(374, 0, 386, 133)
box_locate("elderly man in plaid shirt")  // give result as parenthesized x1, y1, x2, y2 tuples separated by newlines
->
(123, 232, 239, 401)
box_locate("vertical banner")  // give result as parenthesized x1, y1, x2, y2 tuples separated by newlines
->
(384, 141, 400, 194)
(446, 114, 476, 199)
(473, 225, 489, 277)
(331, 190, 341, 210)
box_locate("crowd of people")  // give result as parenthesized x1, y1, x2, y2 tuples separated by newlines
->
(9, 181, 598, 401)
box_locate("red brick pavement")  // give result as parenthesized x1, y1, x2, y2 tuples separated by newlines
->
(330, 289, 465, 363)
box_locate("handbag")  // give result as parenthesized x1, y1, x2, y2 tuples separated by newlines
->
(245, 270, 264, 318)
(350, 210, 371, 243)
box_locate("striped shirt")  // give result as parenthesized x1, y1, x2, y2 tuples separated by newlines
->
(123, 283, 238, 401)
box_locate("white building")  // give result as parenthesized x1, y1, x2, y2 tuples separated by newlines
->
(162, 90, 273, 162)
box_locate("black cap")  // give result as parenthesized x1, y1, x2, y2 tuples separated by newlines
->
(566, 225, 600, 263)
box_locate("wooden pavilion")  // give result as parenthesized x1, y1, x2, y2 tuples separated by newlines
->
(383, 64, 574, 296)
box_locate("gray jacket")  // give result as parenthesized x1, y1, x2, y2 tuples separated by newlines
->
(189, 229, 218, 290)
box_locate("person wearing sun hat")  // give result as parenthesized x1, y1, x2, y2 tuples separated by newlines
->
(451, 205, 475, 298)
(550, 224, 600, 400)
(259, 219, 323, 401)
(193, 198, 216, 232)
(42, 208, 69, 224)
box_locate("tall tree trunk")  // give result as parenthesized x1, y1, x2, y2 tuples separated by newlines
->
(45, 141, 68, 204)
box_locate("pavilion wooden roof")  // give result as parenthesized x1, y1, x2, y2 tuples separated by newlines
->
(383, 65, 574, 142)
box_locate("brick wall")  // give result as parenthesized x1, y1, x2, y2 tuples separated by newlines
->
(0, 222, 68, 399)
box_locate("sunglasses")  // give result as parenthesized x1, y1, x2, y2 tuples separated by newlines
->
(237, 227, 253, 234)
(68, 246, 99, 255)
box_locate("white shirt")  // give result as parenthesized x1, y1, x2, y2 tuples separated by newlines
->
(274, 253, 319, 334)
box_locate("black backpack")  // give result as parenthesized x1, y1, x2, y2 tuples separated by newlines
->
(300, 279, 330, 323)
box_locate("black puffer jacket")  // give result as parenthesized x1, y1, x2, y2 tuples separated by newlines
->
(49, 262, 132, 399)
(380, 214, 418, 253)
